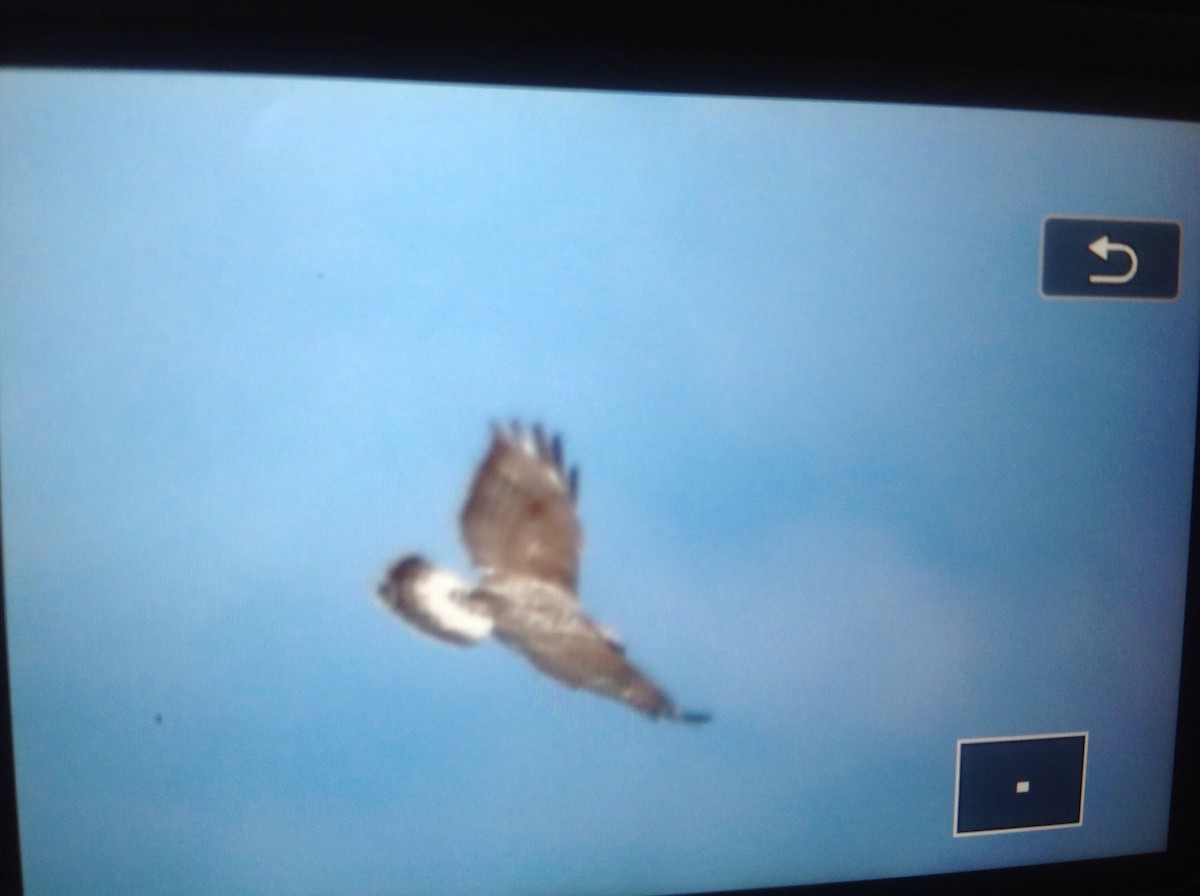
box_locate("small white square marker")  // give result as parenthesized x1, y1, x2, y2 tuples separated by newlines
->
(1016, 781, 1031, 794)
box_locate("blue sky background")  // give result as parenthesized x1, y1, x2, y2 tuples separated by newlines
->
(1, 69, 1199, 896)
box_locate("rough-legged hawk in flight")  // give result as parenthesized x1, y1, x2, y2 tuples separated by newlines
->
(378, 422, 709, 723)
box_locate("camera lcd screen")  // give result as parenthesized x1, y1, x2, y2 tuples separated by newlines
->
(0, 68, 1197, 896)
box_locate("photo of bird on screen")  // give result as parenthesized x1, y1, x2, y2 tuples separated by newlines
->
(378, 422, 710, 723)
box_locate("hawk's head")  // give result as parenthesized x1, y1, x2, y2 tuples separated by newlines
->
(376, 554, 492, 646)
(377, 554, 429, 606)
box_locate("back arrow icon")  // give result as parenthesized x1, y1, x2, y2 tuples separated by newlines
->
(1087, 234, 1138, 284)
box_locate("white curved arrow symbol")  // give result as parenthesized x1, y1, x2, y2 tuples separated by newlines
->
(1087, 234, 1138, 285)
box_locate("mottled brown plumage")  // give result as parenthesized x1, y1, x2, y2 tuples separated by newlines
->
(377, 422, 708, 723)
(461, 423, 581, 591)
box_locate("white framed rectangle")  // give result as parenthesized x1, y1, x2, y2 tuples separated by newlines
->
(1038, 214, 1183, 301)
(953, 731, 1089, 837)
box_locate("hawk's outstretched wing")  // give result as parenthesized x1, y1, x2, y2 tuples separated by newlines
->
(480, 592, 708, 721)
(460, 423, 581, 591)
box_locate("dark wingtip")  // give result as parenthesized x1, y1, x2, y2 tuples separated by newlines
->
(647, 698, 711, 724)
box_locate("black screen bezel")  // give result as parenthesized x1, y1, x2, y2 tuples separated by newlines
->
(0, 3, 1197, 895)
